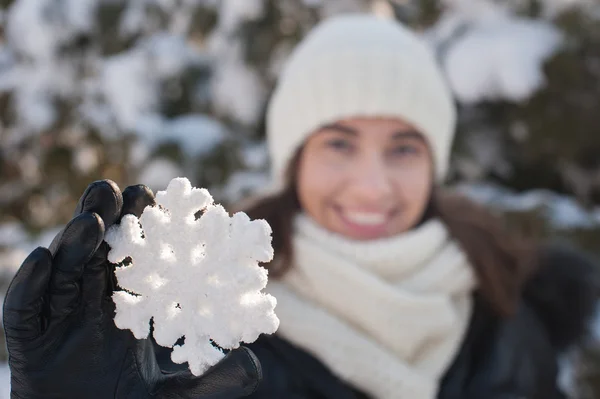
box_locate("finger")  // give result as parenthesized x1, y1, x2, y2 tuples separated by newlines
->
(73, 180, 122, 312)
(121, 184, 156, 219)
(74, 179, 123, 227)
(3, 247, 53, 340)
(47, 212, 105, 320)
(81, 241, 110, 315)
(48, 180, 123, 254)
(159, 346, 262, 398)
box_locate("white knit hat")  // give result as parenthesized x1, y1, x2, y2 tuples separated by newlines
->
(266, 14, 456, 189)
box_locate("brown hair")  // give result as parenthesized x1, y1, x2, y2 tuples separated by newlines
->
(236, 152, 539, 317)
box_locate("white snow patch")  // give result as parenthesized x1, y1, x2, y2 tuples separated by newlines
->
(0, 248, 27, 280)
(221, 170, 269, 204)
(96, 33, 201, 134)
(429, 0, 562, 103)
(136, 114, 226, 157)
(119, 0, 149, 36)
(538, 0, 592, 18)
(557, 352, 577, 398)
(143, 33, 196, 78)
(138, 158, 184, 190)
(64, 0, 97, 33)
(102, 50, 156, 131)
(0, 223, 29, 248)
(241, 143, 269, 170)
(210, 52, 266, 126)
(6, 0, 60, 61)
(166, 115, 226, 155)
(456, 183, 600, 229)
(73, 146, 100, 175)
(32, 227, 64, 251)
(129, 140, 152, 168)
(4, 60, 76, 135)
(443, 19, 561, 103)
(218, 0, 265, 33)
(0, 224, 62, 289)
(6, 0, 97, 60)
(207, 27, 267, 126)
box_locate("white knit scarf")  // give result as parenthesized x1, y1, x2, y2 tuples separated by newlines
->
(267, 215, 477, 399)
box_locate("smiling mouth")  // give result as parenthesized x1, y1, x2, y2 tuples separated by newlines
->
(342, 211, 387, 226)
(334, 206, 395, 239)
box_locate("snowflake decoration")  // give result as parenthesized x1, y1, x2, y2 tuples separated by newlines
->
(105, 177, 279, 375)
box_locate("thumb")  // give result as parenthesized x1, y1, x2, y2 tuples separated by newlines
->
(158, 347, 262, 399)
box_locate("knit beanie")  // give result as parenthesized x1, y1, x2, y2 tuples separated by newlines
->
(266, 14, 456, 189)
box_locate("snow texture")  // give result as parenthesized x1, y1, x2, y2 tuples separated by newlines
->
(444, 19, 561, 103)
(220, 170, 270, 204)
(105, 177, 279, 375)
(457, 182, 600, 229)
(137, 158, 184, 190)
(208, 34, 267, 126)
(135, 114, 226, 157)
(536, 0, 593, 17)
(100, 50, 157, 132)
(218, 0, 264, 33)
(4, 0, 86, 134)
(429, 0, 562, 103)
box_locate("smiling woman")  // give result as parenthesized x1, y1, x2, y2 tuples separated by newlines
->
(297, 117, 433, 240)
(234, 13, 599, 399)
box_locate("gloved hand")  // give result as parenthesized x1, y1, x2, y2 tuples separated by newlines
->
(3, 180, 262, 399)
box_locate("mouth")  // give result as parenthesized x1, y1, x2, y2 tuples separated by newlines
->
(334, 206, 395, 240)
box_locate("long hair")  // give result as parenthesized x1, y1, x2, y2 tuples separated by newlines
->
(236, 151, 539, 317)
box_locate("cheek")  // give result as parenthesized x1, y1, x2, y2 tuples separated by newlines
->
(408, 166, 433, 202)
(296, 155, 340, 216)
(392, 161, 433, 220)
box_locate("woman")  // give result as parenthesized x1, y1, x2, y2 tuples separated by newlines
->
(237, 15, 599, 398)
(4, 14, 599, 399)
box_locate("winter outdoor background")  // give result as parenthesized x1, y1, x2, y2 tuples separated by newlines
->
(0, 0, 600, 397)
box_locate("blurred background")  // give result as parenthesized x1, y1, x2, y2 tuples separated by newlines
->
(0, 0, 599, 397)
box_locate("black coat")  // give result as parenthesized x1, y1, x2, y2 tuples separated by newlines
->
(242, 243, 600, 399)
(153, 243, 600, 398)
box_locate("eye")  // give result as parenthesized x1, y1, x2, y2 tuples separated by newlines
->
(325, 138, 353, 152)
(390, 144, 420, 156)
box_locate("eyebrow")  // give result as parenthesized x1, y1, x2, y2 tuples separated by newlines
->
(320, 123, 358, 135)
(321, 123, 424, 142)
(392, 130, 425, 142)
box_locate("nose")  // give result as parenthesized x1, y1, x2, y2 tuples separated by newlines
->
(349, 155, 394, 203)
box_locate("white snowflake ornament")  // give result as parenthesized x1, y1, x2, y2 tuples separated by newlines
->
(105, 177, 279, 375)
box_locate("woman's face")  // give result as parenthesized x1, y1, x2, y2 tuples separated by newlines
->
(296, 117, 434, 240)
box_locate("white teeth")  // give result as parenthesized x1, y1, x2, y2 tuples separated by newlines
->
(343, 212, 387, 226)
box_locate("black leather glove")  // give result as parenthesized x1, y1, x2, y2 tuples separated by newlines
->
(3, 180, 262, 399)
